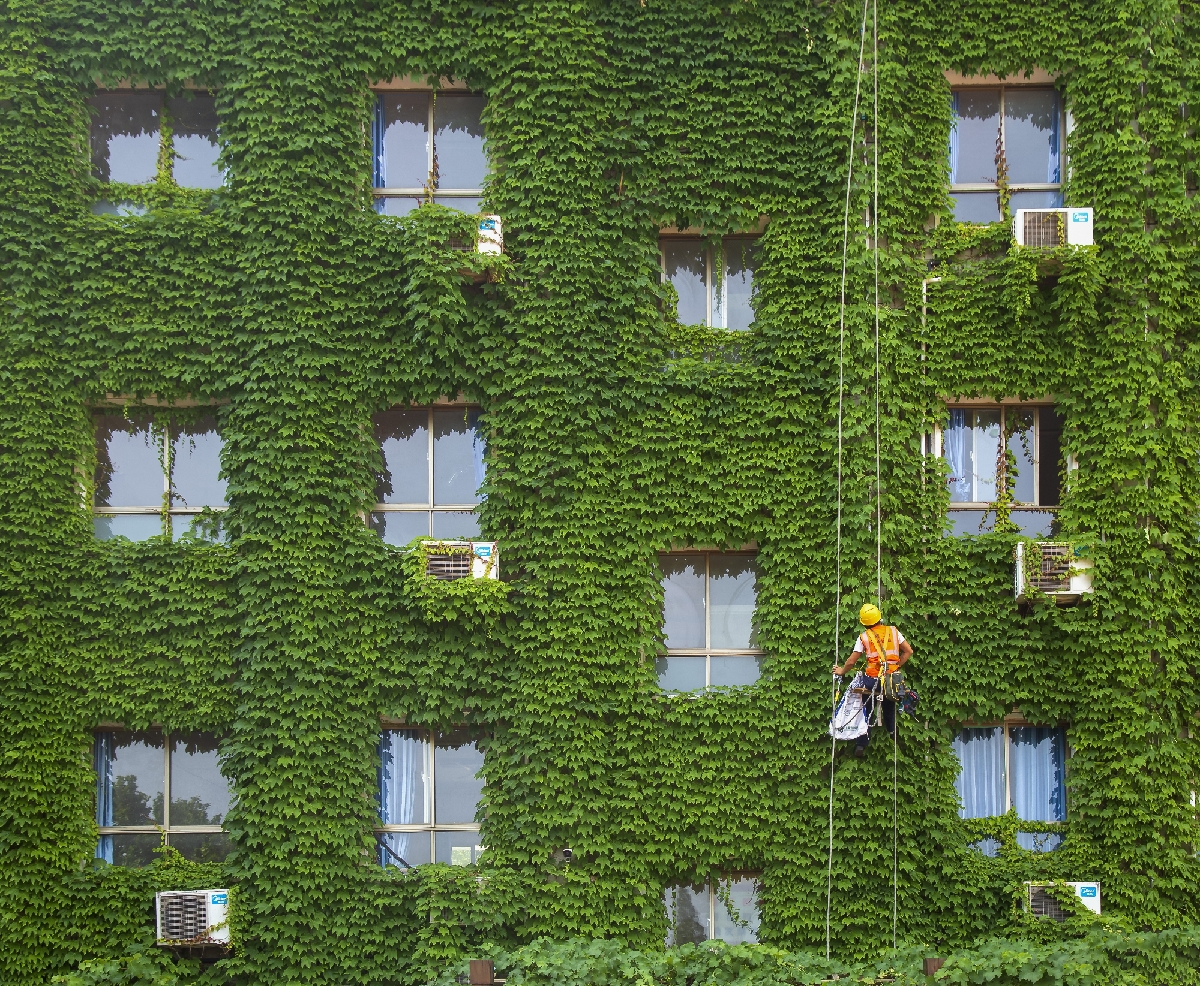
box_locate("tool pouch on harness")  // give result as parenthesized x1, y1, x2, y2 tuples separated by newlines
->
(881, 670, 907, 701)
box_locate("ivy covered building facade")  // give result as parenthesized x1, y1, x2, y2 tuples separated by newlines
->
(2, 0, 1198, 983)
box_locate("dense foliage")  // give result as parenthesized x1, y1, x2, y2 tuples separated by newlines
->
(1, 0, 1198, 983)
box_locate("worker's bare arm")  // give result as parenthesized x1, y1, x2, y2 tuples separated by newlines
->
(896, 639, 913, 668)
(833, 653, 859, 677)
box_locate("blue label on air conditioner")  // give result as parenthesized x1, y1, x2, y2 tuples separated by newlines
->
(211, 892, 228, 905)
(1078, 886, 1097, 897)
(474, 544, 492, 558)
(1071, 211, 1090, 223)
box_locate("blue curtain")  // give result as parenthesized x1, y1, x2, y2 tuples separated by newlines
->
(1010, 726, 1066, 821)
(945, 408, 971, 501)
(372, 95, 385, 188)
(953, 727, 1005, 818)
(94, 732, 114, 862)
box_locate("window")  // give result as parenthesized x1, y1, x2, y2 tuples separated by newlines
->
(370, 406, 485, 544)
(953, 722, 1066, 853)
(93, 411, 227, 542)
(658, 552, 761, 691)
(949, 87, 1062, 223)
(937, 403, 1061, 536)
(89, 92, 222, 195)
(378, 728, 486, 866)
(661, 237, 758, 331)
(372, 92, 487, 216)
(94, 730, 232, 865)
(664, 879, 760, 944)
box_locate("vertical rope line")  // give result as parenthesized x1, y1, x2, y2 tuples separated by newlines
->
(828, 0, 872, 961)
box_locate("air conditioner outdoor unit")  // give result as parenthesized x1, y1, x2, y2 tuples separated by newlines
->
(477, 215, 503, 255)
(155, 889, 230, 948)
(1015, 541, 1094, 602)
(1026, 882, 1101, 921)
(1013, 208, 1093, 248)
(424, 540, 499, 581)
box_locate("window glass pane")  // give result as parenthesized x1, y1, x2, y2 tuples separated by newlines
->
(951, 191, 1001, 223)
(431, 510, 480, 539)
(380, 830, 432, 867)
(94, 514, 163, 541)
(709, 555, 756, 650)
(433, 730, 484, 825)
(712, 878, 759, 943)
(106, 731, 165, 825)
(376, 409, 430, 504)
(1016, 831, 1062, 852)
(1006, 409, 1036, 504)
(435, 95, 487, 189)
(950, 89, 999, 184)
(660, 555, 705, 649)
(944, 409, 971, 502)
(719, 240, 757, 331)
(171, 417, 226, 508)
(90, 93, 162, 184)
(970, 837, 1001, 857)
(170, 512, 227, 542)
(663, 240, 707, 326)
(1009, 510, 1056, 538)
(710, 656, 761, 688)
(1004, 90, 1060, 185)
(379, 93, 429, 189)
(435, 831, 485, 865)
(1039, 407, 1062, 507)
(380, 730, 431, 825)
(92, 200, 148, 217)
(105, 832, 161, 867)
(1010, 726, 1066, 822)
(433, 195, 481, 214)
(168, 94, 222, 189)
(971, 410, 1001, 501)
(379, 196, 422, 216)
(170, 832, 232, 863)
(1010, 190, 1062, 210)
(95, 414, 163, 507)
(952, 727, 1005, 818)
(432, 408, 484, 505)
(664, 884, 708, 945)
(655, 656, 706, 692)
(371, 511, 430, 545)
(170, 733, 231, 825)
(946, 510, 994, 536)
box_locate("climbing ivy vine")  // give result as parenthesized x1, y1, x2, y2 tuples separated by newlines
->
(1, 0, 1198, 984)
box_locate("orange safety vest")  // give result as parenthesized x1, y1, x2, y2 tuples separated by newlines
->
(859, 625, 901, 678)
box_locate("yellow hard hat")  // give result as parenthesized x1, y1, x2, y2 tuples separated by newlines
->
(859, 603, 882, 627)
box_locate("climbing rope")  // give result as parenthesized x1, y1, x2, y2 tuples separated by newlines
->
(827, 0, 873, 961)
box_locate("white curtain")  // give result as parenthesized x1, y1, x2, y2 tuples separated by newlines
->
(379, 730, 428, 868)
(1010, 727, 1066, 822)
(953, 727, 1005, 818)
(945, 409, 971, 501)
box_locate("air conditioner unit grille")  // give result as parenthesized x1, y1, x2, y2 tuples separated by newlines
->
(1030, 543, 1072, 592)
(425, 552, 473, 580)
(1028, 885, 1065, 921)
(160, 893, 208, 941)
(1023, 210, 1066, 248)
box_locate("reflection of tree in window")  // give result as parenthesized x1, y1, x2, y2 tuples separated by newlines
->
(112, 775, 157, 826)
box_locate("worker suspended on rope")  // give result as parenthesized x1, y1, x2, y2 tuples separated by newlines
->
(832, 603, 913, 757)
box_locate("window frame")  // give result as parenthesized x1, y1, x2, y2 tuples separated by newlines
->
(370, 403, 485, 541)
(934, 400, 1057, 510)
(659, 235, 759, 331)
(94, 728, 229, 859)
(376, 725, 486, 867)
(658, 549, 763, 690)
(89, 88, 223, 192)
(371, 90, 486, 213)
(949, 84, 1064, 213)
(663, 877, 761, 945)
(92, 411, 228, 540)
(953, 714, 1069, 819)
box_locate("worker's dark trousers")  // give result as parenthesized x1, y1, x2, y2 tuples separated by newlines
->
(854, 677, 896, 753)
